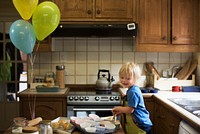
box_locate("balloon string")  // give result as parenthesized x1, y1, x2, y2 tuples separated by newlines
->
(28, 41, 40, 85)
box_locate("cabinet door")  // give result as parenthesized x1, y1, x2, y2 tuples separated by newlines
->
(172, 0, 199, 45)
(95, 0, 134, 20)
(154, 102, 181, 134)
(138, 0, 168, 44)
(20, 98, 66, 120)
(53, 0, 93, 21)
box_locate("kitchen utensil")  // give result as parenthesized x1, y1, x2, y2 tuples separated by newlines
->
(175, 59, 192, 80)
(182, 60, 197, 80)
(96, 69, 111, 90)
(171, 65, 182, 78)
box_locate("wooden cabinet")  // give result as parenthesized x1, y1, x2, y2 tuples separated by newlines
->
(53, 0, 135, 22)
(18, 88, 68, 120)
(19, 97, 66, 120)
(136, 0, 200, 52)
(154, 101, 181, 134)
(144, 98, 154, 125)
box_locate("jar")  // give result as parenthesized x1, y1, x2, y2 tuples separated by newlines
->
(12, 117, 27, 134)
(39, 121, 53, 134)
(56, 65, 65, 88)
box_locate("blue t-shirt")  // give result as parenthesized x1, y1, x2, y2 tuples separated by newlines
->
(126, 85, 152, 127)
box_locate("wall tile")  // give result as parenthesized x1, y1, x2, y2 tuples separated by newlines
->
(111, 38, 123, 51)
(88, 52, 99, 63)
(66, 76, 75, 84)
(135, 52, 146, 63)
(51, 52, 60, 64)
(61, 52, 75, 63)
(147, 52, 158, 63)
(39, 63, 52, 76)
(76, 39, 87, 51)
(99, 64, 111, 70)
(123, 52, 135, 63)
(52, 37, 64, 51)
(123, 38, 133, 52)
(170, 53, 181, 64)
(35, 37, 193, 85)
(65, 64, 75, 75)
(111, 64, 122, 75)
(76, 52, 86, 63)
(158, 53, 169, 63)
(76, 76, 87, 84)
(181, 53, 193, 63)
(63, 38, 75, 51)
(87, 38, 99, 51)
(87, 64, 99, 75)
(99, 39, 111, 51)
(111, 52, 122, 63)
(39, 52, 52, 63)
(87, 76, 97, 84)
(75, 64, 86, 75)
(99, 52, 110, 63)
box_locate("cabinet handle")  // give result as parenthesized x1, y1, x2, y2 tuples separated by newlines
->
(87, 10, 92, 15)
(158, 115, 166, 119)
(169, 123, 175, 127)
(161, 36, 167, 40)
(97, 10, 101, 14)
(172, 36, 177, 40)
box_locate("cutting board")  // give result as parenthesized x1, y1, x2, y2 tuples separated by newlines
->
(182, 60, 197, 80)
(175, 59, 192, 80)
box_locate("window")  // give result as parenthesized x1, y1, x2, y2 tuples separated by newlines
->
(0, 21, 28, 102)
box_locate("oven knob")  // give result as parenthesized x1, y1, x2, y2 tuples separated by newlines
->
(115, 96, 120, 100)
(79, 96, 84, 101)
(74, 96, 78, 101)
(95, 96, 100, 101)
(110, 96, 114, 101)
(68, 96, 74, 101)
(85, 96, 89, 101)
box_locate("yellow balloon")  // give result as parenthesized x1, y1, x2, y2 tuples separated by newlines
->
(12, 0, 38, 20)
(32, 1, 61, 41)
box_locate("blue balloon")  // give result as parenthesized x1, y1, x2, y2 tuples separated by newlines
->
(9, 19, 36, 54)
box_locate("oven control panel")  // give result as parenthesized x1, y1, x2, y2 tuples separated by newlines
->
(67, 95, 121, 105)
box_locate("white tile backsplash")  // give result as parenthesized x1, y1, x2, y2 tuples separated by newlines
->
(31, 37, 194, 85)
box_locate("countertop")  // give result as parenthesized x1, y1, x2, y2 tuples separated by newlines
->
(119, 88, 200, 131)
(17, 88, 70, 97)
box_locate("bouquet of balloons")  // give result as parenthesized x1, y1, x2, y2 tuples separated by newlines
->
(9, 0, 60, 55)
(9, 0, 60, 85)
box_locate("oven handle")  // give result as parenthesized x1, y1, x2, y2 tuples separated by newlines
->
(73, 108, 113, 111)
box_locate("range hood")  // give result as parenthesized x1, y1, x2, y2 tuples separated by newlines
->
(51, 23, 138, 37)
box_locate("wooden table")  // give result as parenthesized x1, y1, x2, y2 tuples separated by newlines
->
(4, 124, 125, 134)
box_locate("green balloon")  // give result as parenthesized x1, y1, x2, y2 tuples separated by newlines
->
(32, 1, 60, 41)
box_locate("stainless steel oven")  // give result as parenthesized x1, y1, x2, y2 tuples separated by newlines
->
(67, 90, 121, 118)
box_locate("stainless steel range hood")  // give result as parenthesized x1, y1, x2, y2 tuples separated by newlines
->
(51, 23, 138, 37)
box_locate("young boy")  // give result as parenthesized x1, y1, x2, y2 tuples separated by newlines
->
(112, 62, 152, 134)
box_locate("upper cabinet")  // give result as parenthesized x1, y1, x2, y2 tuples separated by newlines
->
(136, 0, 200, 52)
(53, 0, 136, 22)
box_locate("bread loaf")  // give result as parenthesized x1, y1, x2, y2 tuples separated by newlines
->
(28, 117, 42, 126)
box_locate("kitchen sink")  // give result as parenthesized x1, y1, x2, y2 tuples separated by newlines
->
(168, 98, 200, 107)
(168, 98, 200, 118)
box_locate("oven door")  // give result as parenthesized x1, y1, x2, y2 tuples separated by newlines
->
(67, 105, 115, 118)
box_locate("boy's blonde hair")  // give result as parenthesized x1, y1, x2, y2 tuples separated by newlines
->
(119, 62, 141, 82)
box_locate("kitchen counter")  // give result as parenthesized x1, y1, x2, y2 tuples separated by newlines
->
(119, 88, 200, 131)
(153, 92, 200, 131)
(17, 88, 70, 97)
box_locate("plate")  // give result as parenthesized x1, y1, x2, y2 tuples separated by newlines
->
(51, 117, 75, 133)
(36, 85, 60, 92)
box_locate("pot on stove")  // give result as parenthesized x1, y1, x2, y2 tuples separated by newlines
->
(96, 69, 111, 90)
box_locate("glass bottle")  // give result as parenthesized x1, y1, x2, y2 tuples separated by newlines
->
(39, 121, 53, 134)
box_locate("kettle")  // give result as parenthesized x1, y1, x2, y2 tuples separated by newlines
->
(96, 69, 111, 90)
